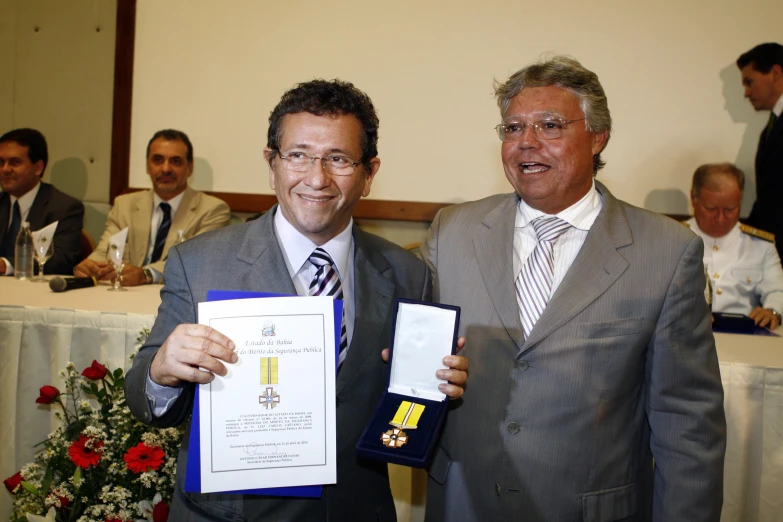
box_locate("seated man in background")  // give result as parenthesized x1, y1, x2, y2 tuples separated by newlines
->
(0, 128, 84, 275)
(74, 129, 231, 286)
(684, 162, 783, 329)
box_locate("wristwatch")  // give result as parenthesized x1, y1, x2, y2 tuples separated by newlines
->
(143, 267, 154, 285)
(771, 309, 781, 323)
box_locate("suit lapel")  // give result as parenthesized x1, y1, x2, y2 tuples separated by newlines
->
(472, 194, 526, 353)
(336, 225, 394, 394)
(520, 182, 632, 352)
(0, 193, 10, 246)
(130, 191, 153, 266)
(235, 209, 297, 296)
(26, 183, 49, 231)
(165, 186, 197, 258)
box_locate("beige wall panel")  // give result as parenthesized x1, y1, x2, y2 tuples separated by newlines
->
(12, 0, 116, 214)
(128, 0, 780, 219)
(0, 1, 17, 131)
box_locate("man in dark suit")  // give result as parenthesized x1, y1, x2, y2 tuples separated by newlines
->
(423, 56, 726, 521)
(125, 80, 468, 521)
(0, 128, 84, 275)
(737, 43, 783, 260)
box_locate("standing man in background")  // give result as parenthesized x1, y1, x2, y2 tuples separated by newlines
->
(737, 43, 783, 260)
(423, 56, 726, 521)
(684, 162, 783, 329)
(73, 129, 231, 286)
(0, 128, 84, 275)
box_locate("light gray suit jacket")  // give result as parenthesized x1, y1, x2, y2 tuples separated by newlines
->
(423, 182, 726, 522)
(125, 209, 430, 522)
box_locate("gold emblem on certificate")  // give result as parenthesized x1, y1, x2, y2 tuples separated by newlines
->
(381, 401, 425, 448)
(260, 358, 280, 408)
(381, 427, 409, 448)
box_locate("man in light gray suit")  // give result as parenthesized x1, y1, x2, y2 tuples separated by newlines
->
(125, 80, 468, 521)
(423, 56, 726, 521)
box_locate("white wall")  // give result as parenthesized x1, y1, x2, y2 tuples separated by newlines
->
(129, 0, 781, 220)
(0, 0, 117, 243)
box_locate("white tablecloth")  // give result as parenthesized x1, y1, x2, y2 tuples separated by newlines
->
(1, 276, 781, 521)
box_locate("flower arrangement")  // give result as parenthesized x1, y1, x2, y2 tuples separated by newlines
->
(3, 329, 184, 522)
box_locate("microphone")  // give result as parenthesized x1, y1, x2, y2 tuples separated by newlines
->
(49, 276, 98, 293)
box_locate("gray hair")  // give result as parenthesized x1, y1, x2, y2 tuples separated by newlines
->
(691, 162, 745, 198)
(494, 55, 612, 173)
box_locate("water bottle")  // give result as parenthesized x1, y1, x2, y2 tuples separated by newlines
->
(14, 221, 34, 280)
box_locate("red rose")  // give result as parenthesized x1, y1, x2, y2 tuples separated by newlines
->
(68, 435, 103, 469)
(35, 385, 59, 404)
(152, 500, 169, 522)
(124, 442, 165, 473)
(3, 471, 22, 494)
(81, 360, 108, 380)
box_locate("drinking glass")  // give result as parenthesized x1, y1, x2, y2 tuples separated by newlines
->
(31, 235, 54, 282)
(106, 242, 129, 292)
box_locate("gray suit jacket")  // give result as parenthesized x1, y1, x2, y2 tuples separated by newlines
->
(125, 209, 430, 522)
(0, 182, 84, 275)
(423, 182, 726, 522)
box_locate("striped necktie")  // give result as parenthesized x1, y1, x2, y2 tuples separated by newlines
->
(515, 216, 572, 338)
(150, 202, 171, 264)
(308, 247, 348, 365)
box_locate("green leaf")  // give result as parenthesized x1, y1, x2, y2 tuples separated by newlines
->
(41, 462, 54, 497)
(73, 466, 82, 483)
(20, 480, 39, 496)
(114, 367, 123, 379)
(64, 419, 86, 441)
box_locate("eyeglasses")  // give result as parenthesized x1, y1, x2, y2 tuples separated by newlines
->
(277, 151, 362, 176)
(495, 118, 586, 142)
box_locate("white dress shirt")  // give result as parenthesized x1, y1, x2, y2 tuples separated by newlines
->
(513, 180, 603, 296)
(144, 191, 185, 283)
(772, 92, 783, 118)
(2, 181, 41, 275)
(685, 217, 783, 315)
(146, 208, 357, 415)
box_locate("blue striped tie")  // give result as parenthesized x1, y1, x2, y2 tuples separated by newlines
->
(150, 202, 171, 264)
(515, 216, 571, 338)
(308, 248, 348, 365)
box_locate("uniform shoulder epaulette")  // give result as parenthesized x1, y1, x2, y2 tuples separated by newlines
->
(739, 224, 775, 242)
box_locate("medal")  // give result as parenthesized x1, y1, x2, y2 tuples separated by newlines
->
(381, 401, 425, 448)
(381, 427, 409, 448)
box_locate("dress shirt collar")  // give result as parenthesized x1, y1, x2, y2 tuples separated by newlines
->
(273, 208, 353, 280)
(8, 181, 41, 223)
(687, 218, 741, 250)
(515, 179, 602, 231)
(152, 190, 185, 216)
(773, 92, 783, 118)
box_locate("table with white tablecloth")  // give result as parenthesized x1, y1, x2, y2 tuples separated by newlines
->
(0, 278, 161, 518)
(1, 276, 781, 521)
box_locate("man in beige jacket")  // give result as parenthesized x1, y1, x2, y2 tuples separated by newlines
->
(74, 129, 231, 286)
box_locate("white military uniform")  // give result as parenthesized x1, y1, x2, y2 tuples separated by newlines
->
(684, 218, 783, 315)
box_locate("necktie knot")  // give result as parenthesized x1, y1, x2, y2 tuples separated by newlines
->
(531, 216, 571, 242)
(159, 202, 171, 217)
(308, 247, 334, 269)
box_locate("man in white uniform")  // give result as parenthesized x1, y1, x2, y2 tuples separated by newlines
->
(685, 162, 783, 329)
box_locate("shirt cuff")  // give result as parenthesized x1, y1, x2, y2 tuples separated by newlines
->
(145, 369, 183, 417)
(2, 257, 14, 275)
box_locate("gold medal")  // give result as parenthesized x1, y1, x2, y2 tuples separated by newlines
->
(381, 427, 409, 448)
(390, 401, 425, 429)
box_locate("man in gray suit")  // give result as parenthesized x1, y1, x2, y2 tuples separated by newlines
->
(423, 56, 726, 521)
(125, 79, 467, 522)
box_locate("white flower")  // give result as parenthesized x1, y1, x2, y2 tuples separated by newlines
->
(137, 493, 162, 521)
(26, 507, 56, 522)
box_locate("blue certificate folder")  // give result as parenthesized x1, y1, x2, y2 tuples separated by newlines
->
(184, 290, 342, 497)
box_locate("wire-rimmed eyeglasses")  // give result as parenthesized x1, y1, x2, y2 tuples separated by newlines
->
(277, 151, 362, 176)
(495, 118, 586, 142)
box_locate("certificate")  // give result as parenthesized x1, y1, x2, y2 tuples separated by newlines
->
(197, 296, 337, 493)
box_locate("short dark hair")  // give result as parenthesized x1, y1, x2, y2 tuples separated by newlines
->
(266, 79, 379, 169)
(736, 43, 783, 73)
(146, 129, 193, 163)
(0, 128, 49, 176)
(691, 162, 745, 198)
